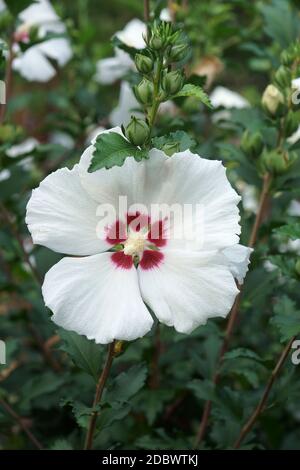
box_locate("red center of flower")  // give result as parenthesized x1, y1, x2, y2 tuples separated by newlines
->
(107, 212, 166, 270)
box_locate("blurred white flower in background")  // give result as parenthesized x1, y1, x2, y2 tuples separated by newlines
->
(288, 200, 300, 217)
(110, 81, 143, 127)
(0, 0, 72, 82)
(95, 19, 146, 84)
(236, 181, 259, 214)
(6, 137, 38, 157)
(210, 86, 250, 109)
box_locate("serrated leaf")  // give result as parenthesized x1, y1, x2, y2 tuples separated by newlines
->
(59, 329, 104, 381)
(174, 84, 212, 108)
(223, 348, 264, 362)
(273, 223, 300, 241)
(105, 364, 147, 404)
(271, 296, 300, 342)
(89, 132, 148, 171)
(267, 255, 296, 279)
(152, 130, 196, 154)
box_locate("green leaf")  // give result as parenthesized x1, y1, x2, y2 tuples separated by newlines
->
(59, 329, 104, 381)
(105, 363, 147, 404)
(271, 296, 300, 342)
(267, 255, 297, 279)
(151, 131, 196, 153)
(223, 348, 264, 362)
(6, 0, 35, 15)
(273, 223, 300, 241)
(89, 132, 148, 171)
(174, 84, 212, 109)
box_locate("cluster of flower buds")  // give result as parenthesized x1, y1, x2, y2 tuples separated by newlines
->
(258, 40, 300, 174)
(241, 130, 264, 160)
(125, 21, 189, 147)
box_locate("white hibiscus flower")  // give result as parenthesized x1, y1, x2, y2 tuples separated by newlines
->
(26, 128, 251, 344)
(95, 19, 146, 85)
(2, 0, 72, 82)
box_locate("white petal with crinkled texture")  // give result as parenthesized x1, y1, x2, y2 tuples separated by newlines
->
(43, 253, 154, 344)
(116, 19, 146, 49)
(19, 0, 59, 26)
(95, 49, 133, 84)
(26, 166, 109, 255)
(138, 249, 239, 334)
(110, 81, 142, 127)
(221, 244, 252, 284)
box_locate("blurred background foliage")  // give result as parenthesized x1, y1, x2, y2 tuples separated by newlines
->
(0, 0, 300, 450)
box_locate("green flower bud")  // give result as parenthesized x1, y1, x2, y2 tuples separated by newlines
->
(162, 71, 184, 96)
(161, 141, 180, 156)
(169, 43, 188, 62)
(149, 35, 164, 51)
(280, 50, 294, 66)
(284, 111, 299, 137)
(262, 84, 285, 116)
(125, 117, 150, 146)
(240, 130, 264, 159)
(295, 259, 300, 277)
(133, 78, 154, 105)
(135, 54, 154, 74)
(274, 66, 291, 89)
(261, 149, 297, 174)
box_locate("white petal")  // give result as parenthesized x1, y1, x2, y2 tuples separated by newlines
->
(138, 249, 239, 334)
(79, 145, 241, 251)
(110, 81, 142, 127)
(116, 19, 146, 49)
(13, 46, 56, 82)
(95, 50, 132, 84)
(6, 137, 38, 157)
(43, 253, 153, 344)
(292, 77, 300, 91)
(287, 199, 300, 217)
(221, 244, 252, 284)
(26, 166, 109, 255)
(0, 0, 6, 13)
(160, 8, 172, 22)
(19, 0, 59, 25)
(37, 38, 72, 66)
(210, 86, 249, 109)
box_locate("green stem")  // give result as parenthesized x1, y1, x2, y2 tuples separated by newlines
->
(147, 58, 163, 141)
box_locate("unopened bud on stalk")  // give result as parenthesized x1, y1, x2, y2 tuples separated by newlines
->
(162, 141, 180, 156)
(135, 54, 154, 74)
(262, 84, 284, 116)
(274, 66, 291, 89)
(134, 78, 154, 105)
(125, 116, 150, 146)
(162, 70, 184, 96)
(241, 130, 264, 159)
(280, 50, 294, 66)
(169, 43, 188, 62)
(261, 149, 297, 174)
(149, 34, 164, 51)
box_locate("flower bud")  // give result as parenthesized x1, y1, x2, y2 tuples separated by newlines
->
(149, 34, 164, 51)
(262, 84, 285, 116)
(280, 50, 294, 66)
(284, 110, 299, 137)
(125, 117, 150, 146)
(135, 53, 154, 74)
(261, 149, 297, 174)
(134, 78, 154, 105)
(162, 71, 184, 96)
(169, 43, 188, 62)
(162, 141, 180, 156)
(274, 66, 291, 89)
(241, 130, 264, 159)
